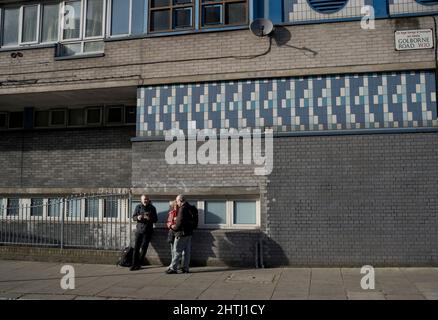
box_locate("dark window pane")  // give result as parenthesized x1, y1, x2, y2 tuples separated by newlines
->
(104, 199, 118, 218)
(150, 9, 170, 31)
(132, 0, 146, 34)
(151, 0, 170, 8)
(35, 111, 50, 127)
(85, 199, 99, 218)
(107, 107, 123, 123)
(31, 199, 44, 217)
(87, 108, 101, 124)
(203, 5, 222, 25)
(51, 110, 66, 126)
(7, 199, 19, 216)
(68, 109, 84, 126)
(174, 7, 192, 28)
(0, 113, 8, 128)
(173, 0, 192, 4)
(125, 106, 136, 124)
(111, 0, 129, 35)
(9, 112, 23, 129)
(226, 2, 246, 24)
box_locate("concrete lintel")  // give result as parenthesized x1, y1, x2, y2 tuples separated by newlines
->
(130, 187, 261, 197)
(139, 61, 437, 86)
(0, 78, 141, 96)
(0, 188, 131, 196)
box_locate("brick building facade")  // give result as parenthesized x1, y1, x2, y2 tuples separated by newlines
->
(0, 0, 437, 266)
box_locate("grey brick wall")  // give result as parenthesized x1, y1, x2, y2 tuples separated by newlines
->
(266, 132, 438, 266)
(1, 16, 436, 96)
(132, 132, 438, 267)
(0, 127, 134, 189)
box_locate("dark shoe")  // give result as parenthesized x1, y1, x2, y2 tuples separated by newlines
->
(181, 268, 189, 274)
(130, 265, 140, 271)
(165, 269, 177, 274)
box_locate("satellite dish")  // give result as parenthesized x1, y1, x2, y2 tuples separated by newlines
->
(250, 18, 274, 37)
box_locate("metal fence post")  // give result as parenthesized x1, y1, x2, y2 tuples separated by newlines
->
(60, 199, 64, 250)
(128, 190, 132, 247)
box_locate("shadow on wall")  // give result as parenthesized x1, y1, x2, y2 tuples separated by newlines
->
(148, 229, 289, 268)
(272, 26, 318, 57)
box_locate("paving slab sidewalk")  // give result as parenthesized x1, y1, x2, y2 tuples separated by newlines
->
(0, 260, 437, 300)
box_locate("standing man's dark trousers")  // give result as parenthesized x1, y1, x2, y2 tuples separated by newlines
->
(133, 231, 152, 267)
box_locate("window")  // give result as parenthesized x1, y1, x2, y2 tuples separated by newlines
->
(8, 111, 23, 129)
(110, 0, 146, 36)
(200, 199, 258, 228)
(125, 106, 136, 124)
(106, 105, 123, 124)
(0, 113, 8, 129)
(48, 198, 62, 217)
(85, 198, 99, 218)
(149, 0, 194, 32)
(63, 0, 82, 40)
(205, 201, 227, 224)
(233, 201, 256, 224)
(154, 200, 171, 223)
(34, 110, 50, 127)
(104, 198, 118, 218)
(7, 198, 19, 216)
(85, 0, 104, 38)
(66, 198, 81, 218)
(50, 109, 66, 126)
(21, 5, 40, 44)
(86, 107, 102, 125)
(41, 3, 60, 43)
(2, 7, 20, 46)
(0, 199, 3, 216)
(68, 109, 85, 126)
(201, 0, 247, 27)
(31, 198, 44, 217)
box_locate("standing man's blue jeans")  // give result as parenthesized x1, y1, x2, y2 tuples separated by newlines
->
(169, 235, 192, 271)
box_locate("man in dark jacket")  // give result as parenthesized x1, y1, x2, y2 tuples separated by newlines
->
(131, 194, 157, 271)
(166, 194, 193, 274)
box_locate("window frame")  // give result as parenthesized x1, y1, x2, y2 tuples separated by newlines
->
(200, 0, 248, 29)
(0, 112, 8, 130)
(108, 0, 148, 38)
(85, 106, 103, 126)
(61, 0, 83, 42)
(49, 108, 67, 127)
(6, 198, 22, 218)
(199, 198, 259, 229)
(34, 109, 50, 128)
(30, 198, 45, 217)
(40, 2, 61, 44)
(105, 105, 124, 125)
(148, 0, 195, 33)
(7, 111, 24, 130)
(20, 4, 41, 45)
(83, 0, 106, 40)
(1, 6, 21, 48)
(232, 199, 259, 228)
(67, 107, 85, 127)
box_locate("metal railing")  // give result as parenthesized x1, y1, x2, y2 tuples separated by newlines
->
(0, 193, 132, 250)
